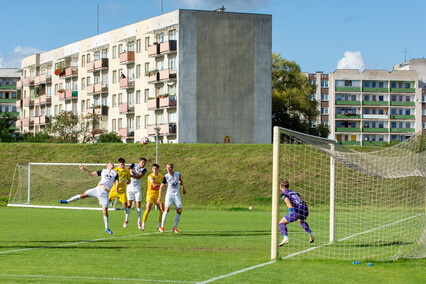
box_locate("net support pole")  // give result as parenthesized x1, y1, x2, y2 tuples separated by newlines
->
(27, 163, 31, 205)
(271, 126, 280, 260)
(329, 143, 336, 243)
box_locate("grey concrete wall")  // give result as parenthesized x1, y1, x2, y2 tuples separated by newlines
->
(178, 10, 198, 143)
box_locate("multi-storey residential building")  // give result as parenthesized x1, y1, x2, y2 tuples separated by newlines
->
(16, 9, 272, 144)
(0, 68, 21, 130)
(308, 66, 424, 145)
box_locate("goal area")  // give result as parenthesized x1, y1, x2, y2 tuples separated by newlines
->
(271, 126, 425, 261)
(8, 163, 125, 210)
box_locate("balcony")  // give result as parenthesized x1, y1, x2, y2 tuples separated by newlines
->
(362, 114, 388, 119)
(16, 100, 22, 108)
(87, 62, 94, 72)
(34, 116, 50, 125)
(119, 128, 135, 137)
(159, 40, 177, 54)
(23, 97, 34, 107)
(362, 128, 388, 133)
(59, 92, 66, 100)
(390, 128, 415, 133)
(0, 98, 17, 103)
(94, 83, 108, 94)
(34, 76, 41, 85)
(94, 105, 109, 116)
(39, 74, 52, 84)
(335, 114, 360, 119)
(120, 78, 135, 89)
(148, 43, 160, 56)
(362, 87, 388, 92)
(147, 123, 177, 136)
(390, 115, 415, 119)
(335, 127, 360, 132)
(119, 51, 135, 64)
(362, 100, 388, 106)
(65, 90, 78, 100)
(119, 103, 135, 114)
(94, 58, 109, 71)
(64, 67, 78, 78)
(39, 95, 52, 105)
(390, 88, 415, 93)
(16, 80, 22, 89)
(23, 78, 34, 86)
(159, 69, 176, 81)
(147, 72, 159, 83)
(335, 86, 361, 92)
(86, 85, 94, 95)
(148, 96, 177, 110)
(390, 101, 415, 106)
(335, 100, 361, 105)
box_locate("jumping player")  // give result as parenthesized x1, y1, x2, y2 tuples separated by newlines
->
(108, 158, 131, 228)
(158, 163, 186, 233)
(60, 162, 119, 235)
(126, 158, 147, 230)
(141, 163, 164, 231)
(279, 180, 314, 246)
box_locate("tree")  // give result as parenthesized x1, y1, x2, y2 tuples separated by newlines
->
(0, 113, 17, 142)
(97, 132, 123, 143)
(45, 111, 96, 143)
(272, 53, 330, 138)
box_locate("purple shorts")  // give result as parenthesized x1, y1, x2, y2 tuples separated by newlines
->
(284, 208, 309, 223)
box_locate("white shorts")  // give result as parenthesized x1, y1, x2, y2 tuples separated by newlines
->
(165, 192, 182, 209)
(86, 186, 109, 208)
(127, 190, 142, 202)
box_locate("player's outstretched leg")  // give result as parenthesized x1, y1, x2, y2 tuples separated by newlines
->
(160, 211, 168, 232)
(105, 228, 113, 235)
(299, 221, 314, 243)
(60, 194, 81, 204)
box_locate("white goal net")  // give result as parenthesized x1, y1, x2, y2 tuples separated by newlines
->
(8, 163, 125, 210)
(271, 127, 425, 261)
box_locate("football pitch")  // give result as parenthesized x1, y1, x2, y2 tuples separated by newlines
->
(0, 207, 424, 283)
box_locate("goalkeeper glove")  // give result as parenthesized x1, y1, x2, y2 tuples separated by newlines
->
(289, 208, 294, 216)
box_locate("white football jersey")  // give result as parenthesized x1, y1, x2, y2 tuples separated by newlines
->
(162, 171, 180, 194)
(129, 164, 146, 190)
(98, 169, 118, 191)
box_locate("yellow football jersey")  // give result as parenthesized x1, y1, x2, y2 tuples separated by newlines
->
(147, 173, 164, 194)
(111, 167, 131, 193)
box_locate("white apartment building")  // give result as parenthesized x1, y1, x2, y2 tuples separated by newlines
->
(16, 9, 272, 144)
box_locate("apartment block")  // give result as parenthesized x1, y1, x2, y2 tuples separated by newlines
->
(308, 66, 424, 145)
(16, 9, 272, 144)
(0, 68, 21, 130)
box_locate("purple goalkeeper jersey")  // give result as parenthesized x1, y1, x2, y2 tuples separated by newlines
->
(281, 189, 308, 212)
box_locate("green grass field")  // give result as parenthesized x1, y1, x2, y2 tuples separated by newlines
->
(0, 207, 424, 283)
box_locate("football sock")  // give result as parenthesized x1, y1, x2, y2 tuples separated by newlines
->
(67, 194, 81, 203)
(300, 222, 312, 234)
(103, 216, 109, 229)
(161, 211, 168, 227)
(158, 211, 163, 223)
(136, 207, 142, 223)
(174, 213, 181, 228)
(142, 210, 149, 223)
(279, 223, 288, 236)
(125, 208, 130, 222)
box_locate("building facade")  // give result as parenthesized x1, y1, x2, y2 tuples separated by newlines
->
(309, 66, 425, 145)
(0, 68, 21, 129)
(16, 9, 272, 144)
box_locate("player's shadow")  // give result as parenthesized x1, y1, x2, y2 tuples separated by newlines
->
(350, 241, 411, 247)
(182, 230, 270, 237)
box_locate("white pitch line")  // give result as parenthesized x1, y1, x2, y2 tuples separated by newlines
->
(0, 274, 196, 283)
(198, 260, 276, 284)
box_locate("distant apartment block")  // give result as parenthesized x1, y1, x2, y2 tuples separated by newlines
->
(16, 9, 272, 143)
(308, 62, 425, 145)
(0, 68, 21, 130)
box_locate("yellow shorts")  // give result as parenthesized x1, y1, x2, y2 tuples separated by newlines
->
(146, 191, 160, 204)
(109, 189, 127, 204)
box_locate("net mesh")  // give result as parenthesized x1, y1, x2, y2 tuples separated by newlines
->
(8, 164, 125, 209)
(278, 127, 425, 260)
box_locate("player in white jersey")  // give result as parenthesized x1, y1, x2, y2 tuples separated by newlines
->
(60, 162, 119, 235)
(125, 157, 147, 229)
(158, 163, 186, 233)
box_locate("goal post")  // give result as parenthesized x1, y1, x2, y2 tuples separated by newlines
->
(271, 126, 425, 261)
(8, 162, 127, 210)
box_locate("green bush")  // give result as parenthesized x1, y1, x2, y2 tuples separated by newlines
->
(97, 132, 123, 143)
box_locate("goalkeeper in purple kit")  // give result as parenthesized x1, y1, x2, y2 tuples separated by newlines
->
(279, 180, 315, 246)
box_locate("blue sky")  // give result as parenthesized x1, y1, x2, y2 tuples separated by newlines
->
(1, 0, 425, 73)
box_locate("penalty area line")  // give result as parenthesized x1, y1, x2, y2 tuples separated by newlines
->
(0, 274, 196, 283)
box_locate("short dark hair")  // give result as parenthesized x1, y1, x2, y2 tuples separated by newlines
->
(152, 163, 159, 169)
(280, 180, 289, 188)
(140, 157, 147, 162)
(167, 163, 174, 169)
(118, 158, 125, 164)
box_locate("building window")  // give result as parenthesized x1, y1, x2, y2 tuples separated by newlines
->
(112, 94, 117, 107)
(169, 29, 176, 40)
(145, 63, 150, 76)
(136, 64, 141, 78)
(112, 46, 117, 59)
(118, 44, 123, 54)
(81, 55, 85, 67)
(145, 37, 150, 51)
(169, 57, 176, 71)
(118, 93, 122, 104)
(118, 118, 123, 129)
(136, 39, 142, 53)
(144, 89, 149, 102)
(405, 82, 410, 88)
(321, 107, 328, 115)
(144, 115, 149, 128)
(112, 119, 116, 131)
(311, 80, 316, 86)
(309, 94, 316, 101)
(136, 90, 141, 104)
(321, 94, 328, 101)
(87, 54, 91, 63)
(321, 81, 329, 88)
(136, 116, 141, 129)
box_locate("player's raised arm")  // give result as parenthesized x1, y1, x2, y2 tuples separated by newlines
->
(79, 164, 98, 176)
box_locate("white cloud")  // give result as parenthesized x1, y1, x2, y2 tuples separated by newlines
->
(174, 0, 270, 11)
(0, 46, 44, 68)
(337, 51, 366, 71)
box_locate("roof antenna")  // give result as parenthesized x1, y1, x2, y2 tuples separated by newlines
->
(404, 48, 409, 63)
(215, 5, 226, 12)
(97, 1, 100, 35)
